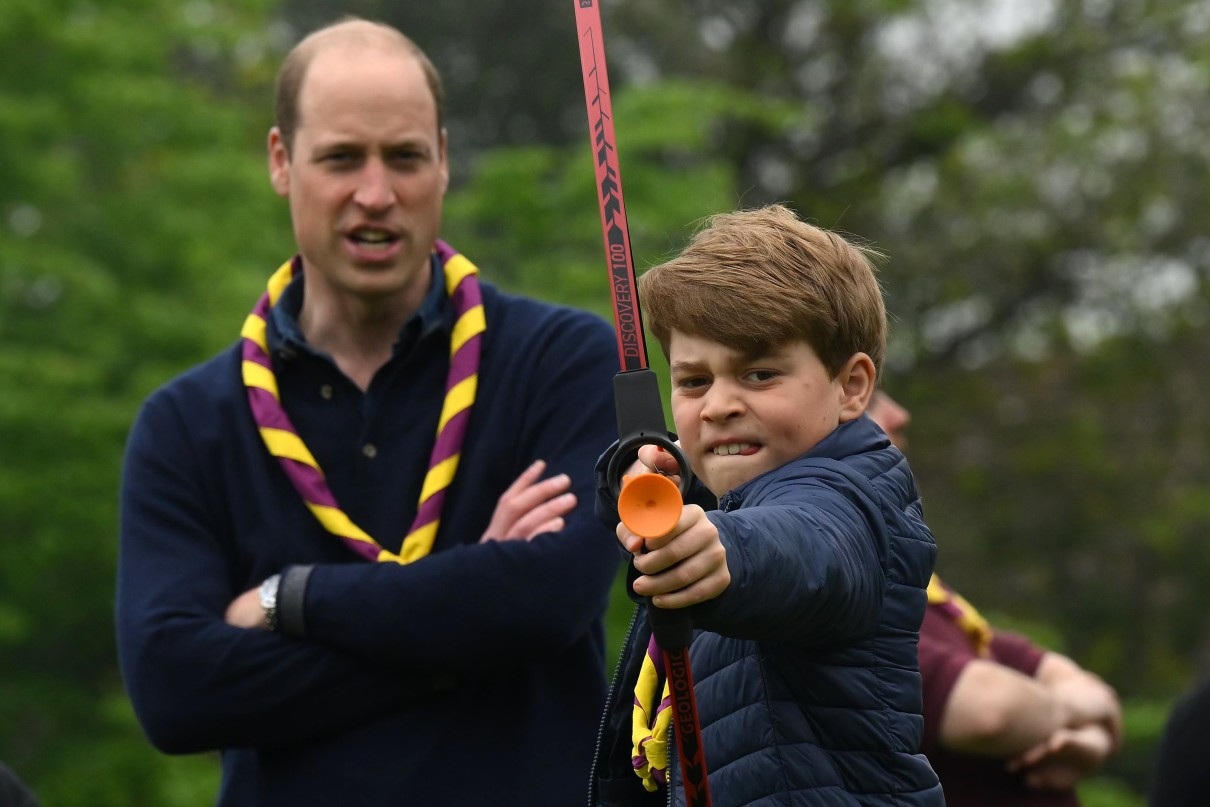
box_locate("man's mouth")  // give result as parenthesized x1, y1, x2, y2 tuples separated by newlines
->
(347, 227, 399, 250)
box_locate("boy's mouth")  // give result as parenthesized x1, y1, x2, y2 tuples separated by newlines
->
(710, 442, 759, 456)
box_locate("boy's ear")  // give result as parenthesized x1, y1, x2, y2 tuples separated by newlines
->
(837, 352, 876, 423)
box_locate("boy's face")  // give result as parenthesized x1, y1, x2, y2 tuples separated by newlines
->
(668, 330, 870, 497)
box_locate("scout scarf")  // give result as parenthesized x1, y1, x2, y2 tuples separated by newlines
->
(240, 240, 485, 563)
(632, 633, 673, 791)
(927, 574, 994, 657)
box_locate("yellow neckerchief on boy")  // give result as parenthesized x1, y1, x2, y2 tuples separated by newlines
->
(926, 574, 993, 657)
(631, 633, 673, 791)
(240, 241, 485, 564)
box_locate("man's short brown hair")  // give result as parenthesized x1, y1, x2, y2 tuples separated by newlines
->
(638, 204, 886, 376)
(273, 17, 446, 154)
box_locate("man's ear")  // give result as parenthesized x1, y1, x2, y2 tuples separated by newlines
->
(268, 127, 290, 198)
(837, 352, 876, 423)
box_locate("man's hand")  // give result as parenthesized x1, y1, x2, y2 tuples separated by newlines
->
(480, 460, 577, 543)
(225, 587, 267, 629)
(622, 504, 730, 609)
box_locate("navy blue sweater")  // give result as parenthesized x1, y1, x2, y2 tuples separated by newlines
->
(116, 262, 622, 806)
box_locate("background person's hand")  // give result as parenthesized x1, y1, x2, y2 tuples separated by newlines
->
(1008, 723, 1114, 790)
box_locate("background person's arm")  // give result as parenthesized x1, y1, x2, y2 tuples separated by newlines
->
(938, 658, 1074, 756)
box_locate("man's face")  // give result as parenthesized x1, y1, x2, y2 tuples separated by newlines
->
(669, 331, 860, 497)
(867, 391, 911, 450)
(268, 44, 448, 311)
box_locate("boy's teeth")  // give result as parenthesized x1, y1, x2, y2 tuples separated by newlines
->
(714, 442, 752, 455)
(353, 229, 390, 243)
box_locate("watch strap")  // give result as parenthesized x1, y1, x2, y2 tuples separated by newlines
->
(278, 564, 314, 639)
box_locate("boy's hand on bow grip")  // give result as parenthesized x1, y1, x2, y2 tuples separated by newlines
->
(620, 504, 730, 609)
(633, 443, 683, 487)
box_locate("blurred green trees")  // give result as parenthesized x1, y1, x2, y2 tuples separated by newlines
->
(6, 0, 1210, 804)
(1, 0, 284, 802)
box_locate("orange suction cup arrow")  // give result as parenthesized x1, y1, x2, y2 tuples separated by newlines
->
(618, 473, 682, 539)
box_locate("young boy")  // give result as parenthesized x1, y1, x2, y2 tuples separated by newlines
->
(590, 205, 944, 806)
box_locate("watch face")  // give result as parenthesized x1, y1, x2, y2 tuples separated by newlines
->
(259, 575, 280, 631)
(259, 576, 279, 606)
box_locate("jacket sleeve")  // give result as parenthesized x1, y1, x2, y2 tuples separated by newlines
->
(293, 311, 622, 671)
(689, 471, 886, 644)
(116, 392, 425, 755)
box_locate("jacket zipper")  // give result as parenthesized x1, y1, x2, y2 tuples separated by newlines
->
(587, 604, 643, 806)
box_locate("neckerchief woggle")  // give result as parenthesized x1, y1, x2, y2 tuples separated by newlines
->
(240, 240, 485, 563)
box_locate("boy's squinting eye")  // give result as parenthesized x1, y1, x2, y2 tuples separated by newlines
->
(744, 369, 779, 383)
(674, 375, 709, 391)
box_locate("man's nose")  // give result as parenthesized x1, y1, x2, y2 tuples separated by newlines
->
(353, 159, 395, 210)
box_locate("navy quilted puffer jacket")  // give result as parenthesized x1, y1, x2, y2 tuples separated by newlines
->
(590, 415, 944, 806)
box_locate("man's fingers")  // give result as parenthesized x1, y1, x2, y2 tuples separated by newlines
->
(480, 461, 575, 543)
(496, 472, 572, 526)
(529, 517, 565, 537)
(503, 459, 546, 496)
(507, 492, 576, 539)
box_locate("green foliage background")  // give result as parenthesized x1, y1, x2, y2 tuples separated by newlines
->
(4, 1, 1210, 804)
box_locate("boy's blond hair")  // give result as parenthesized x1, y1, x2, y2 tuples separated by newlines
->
(638, 204, 886, 376)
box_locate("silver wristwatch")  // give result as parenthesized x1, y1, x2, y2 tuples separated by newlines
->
(259, 574, 281, 632)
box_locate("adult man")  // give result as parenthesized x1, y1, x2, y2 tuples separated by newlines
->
(867, 390, 1122, 806)
(116, 18, 621, 806)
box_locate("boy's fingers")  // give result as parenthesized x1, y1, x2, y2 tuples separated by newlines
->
(648, 568, 731, 609)
(634, 542, 729, 598)
(616, 523, 644, 554)
(632, 507, 709, 570)
(634, 443, 683, 480)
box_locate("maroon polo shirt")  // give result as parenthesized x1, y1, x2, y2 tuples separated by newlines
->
(919, 604, 1080, 807)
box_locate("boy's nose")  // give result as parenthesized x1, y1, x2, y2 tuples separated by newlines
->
(700, 384, 744, 421)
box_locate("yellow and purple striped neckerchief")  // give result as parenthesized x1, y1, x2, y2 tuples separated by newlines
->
(927, 574, 994, 657)
(631, 632, 673, 791)
(240, 241, 485, 564)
